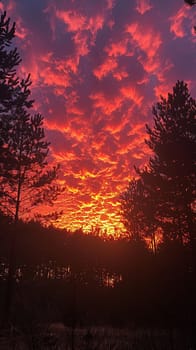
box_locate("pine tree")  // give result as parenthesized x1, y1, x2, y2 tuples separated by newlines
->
(0, 12, 21, 101)
(139, 81, 196, 246)
(121, 178, 144, 241)
(184, 0, 196, 6)
(0, 12, 61, 324)
(0, 12, 59, 222)
(120, 178, 158, 253)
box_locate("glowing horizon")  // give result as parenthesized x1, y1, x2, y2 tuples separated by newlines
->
(1, 0, 195, 234)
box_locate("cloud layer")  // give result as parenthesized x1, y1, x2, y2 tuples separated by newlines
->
(1, 0, 195, 233)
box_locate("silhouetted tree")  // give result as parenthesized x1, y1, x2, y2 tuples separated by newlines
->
(138, 81, 195, 249)
(120, 178, 145, 241)
(120, 178, 158, 253)
(0, 12, 61, 324)
(0, 12, 60, 223)
(0, 11, 21, 201)
(184, 0, 196, 32)
(0, 12, 21, 101)
(184, 0, 196, 6)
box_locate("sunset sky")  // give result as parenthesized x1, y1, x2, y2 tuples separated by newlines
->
(0, 0, 195, 234)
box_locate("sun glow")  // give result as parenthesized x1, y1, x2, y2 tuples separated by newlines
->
(1, 0, 195, 235)
(53, 198, 125, 235)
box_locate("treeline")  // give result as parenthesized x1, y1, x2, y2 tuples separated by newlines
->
(0, 217, 196, 329)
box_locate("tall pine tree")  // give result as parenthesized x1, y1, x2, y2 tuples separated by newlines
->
(138, 81, 195, 247)
(0, 12, 60, 222)
(0, 12, 61, 324)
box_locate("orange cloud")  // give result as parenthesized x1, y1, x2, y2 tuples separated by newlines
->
(154, 82, 175, 99)
(139, 57, 160, 75)
(40, 66, 70, 88)
(90, 91, 123, 114)
(135, 0, 153, 15)
(0, 0, 16, 13)
(106, 0, 115, 10)
(104, 115, 128, 135)
(126, 22, 162, 59)
(113, 69, 129, 81)
(88, 14, 105, 38)
(56, 10, 86, 32)
(56, 9, 104, 49)
(105, 38, 130, 57)
(93, 57, 118, 79)
(15, 17, 29, 40)
(120, 85, 143, 105)
(170, 5, 189, 38)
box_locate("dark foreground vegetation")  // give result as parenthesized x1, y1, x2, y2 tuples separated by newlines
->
(0, 219, 196, 349)
(0, 325, 195, 349)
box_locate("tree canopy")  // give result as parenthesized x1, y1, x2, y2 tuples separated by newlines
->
(184, 0, 196, 6)
(0, 12, 60, 223)
(121, 81, 196, 250)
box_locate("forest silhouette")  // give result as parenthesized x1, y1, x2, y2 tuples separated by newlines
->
(0, 9, 196, 350)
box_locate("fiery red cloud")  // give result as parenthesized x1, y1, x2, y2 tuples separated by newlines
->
(0, 0, 195, 234)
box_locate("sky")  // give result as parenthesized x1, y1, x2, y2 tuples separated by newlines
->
(0, 0, 195, 234)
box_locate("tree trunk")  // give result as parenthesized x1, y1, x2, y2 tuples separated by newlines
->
(3, 166, 22, 327)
